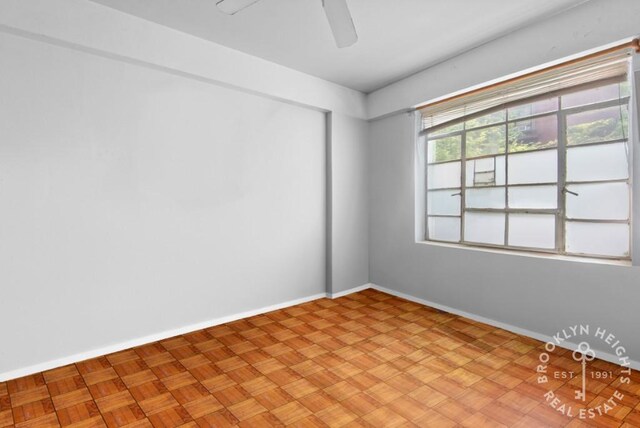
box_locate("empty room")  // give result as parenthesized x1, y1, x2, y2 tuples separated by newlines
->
(1, 0, 640, 427)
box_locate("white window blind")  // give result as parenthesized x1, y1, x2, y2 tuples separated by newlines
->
(419, 43, 636, 132)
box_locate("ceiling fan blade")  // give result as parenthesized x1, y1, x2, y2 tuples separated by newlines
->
(322, 0, 358, 48)
(216, 0, 262, 15)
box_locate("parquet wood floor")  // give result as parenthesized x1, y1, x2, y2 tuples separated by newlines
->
(1, 289, 639, 427)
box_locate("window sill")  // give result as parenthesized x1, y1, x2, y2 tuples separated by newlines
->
(416, 240, 632, 267)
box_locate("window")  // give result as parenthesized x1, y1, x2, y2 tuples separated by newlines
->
(421, 45, 636, 260)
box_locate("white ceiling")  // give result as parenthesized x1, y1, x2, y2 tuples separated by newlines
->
(90, 0, 588, 93)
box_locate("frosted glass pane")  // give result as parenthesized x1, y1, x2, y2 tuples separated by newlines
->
(566, 222, 629, 257)
(508, 214, 555, 249)
(464, 212, 505, 245)
(466, 187, 505, 209)
(473, 157, 496, 172)
(428, 161, 460, 189)
(566, 142, 629, 182)
(428, 135, 461, 163)
(565, 182, 629, 220)
(428, 217, 460, 242)
(508, 185, 557, 209)
(428, 189, 461, 215)
(466, 156, 505, 187)
(508, 150, 557, 184)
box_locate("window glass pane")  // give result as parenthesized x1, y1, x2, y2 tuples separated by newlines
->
(427, 190, 461, 215)
(427, 161, 461, 189)
(508, 115, 558, 152)
(566, 104, 628, 145)
(566, 142, 629, 182)
(466, 156, 506, 187)
(428, 217, 460, 242)
(565, 182, 629, 220)
(508, 97, 558, 120)
(508, 185, 557, 209)
(508, 150, 557, 184)
(466, 125, 506, 158)
(508, 214, 556, 249)
(566, 222, 629, 257)
(464, 212, 505, 245)
(562, 82, 629, 109)
(424, 80, 633, 261)
(465, 111, 505, 130)
(620, 80, 631, 98)
(428, 122, 464, 138)
(427, 135, 461, 163)
(466, 187, 505, 209)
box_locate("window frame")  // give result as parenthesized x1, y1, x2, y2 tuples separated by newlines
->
(423, 77, 632, 261)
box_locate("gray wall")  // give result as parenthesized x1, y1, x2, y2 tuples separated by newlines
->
(327, 113, 370, 295)
(0, 32, 326, 375)
(369, 109, 640, 361)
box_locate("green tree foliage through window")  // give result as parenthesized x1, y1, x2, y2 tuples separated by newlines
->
(567, 105, 629, 146)
(428, 84, 629, 161)
(428, 135, 460, 162)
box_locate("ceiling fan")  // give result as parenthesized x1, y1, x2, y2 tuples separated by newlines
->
(215, 0, 358, 48)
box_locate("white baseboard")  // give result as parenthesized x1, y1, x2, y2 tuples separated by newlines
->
(0, 292, 326, 382)
(3, 282, 636, 381)
(369, 283, 640, 371)
(327, 283, 373, 299)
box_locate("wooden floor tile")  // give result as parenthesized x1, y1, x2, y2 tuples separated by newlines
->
(14, 412, 59, 428)
(316, 403, 358, 427)
(94, 390, 136, 414)
(0, 410, 14, 428)
(182, 396, 222, 420)
(10, 385, 51, 407)
(56, 400, 101, 426)
(271, 401, 311, 425)
(253, 388, 293, 412)
(88, 379, 127, 400)
(52, 389, 94, 411)
(12, 397, 56, 424)
(226, 398, 266, 421)
(2, 289, 639, 427)
(48, 376, 87, 398)
(8, 374, 46, 395)
(82, 369, 118, 387)
(361, 406, 407, 427)
(102, 403, 146, 427)
(44, 366, 81, 384)
(146, 406, 191, 428)
(194, 409, 238, 427)
(136, 393, 179, 416)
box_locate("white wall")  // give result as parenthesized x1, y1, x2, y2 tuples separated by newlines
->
(0, 0, 367, 119)
(328, 113, 370, 295)
(0, 0, 374, 379)
(0, 32, 326, 375)
(368, 0, 640, 119)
